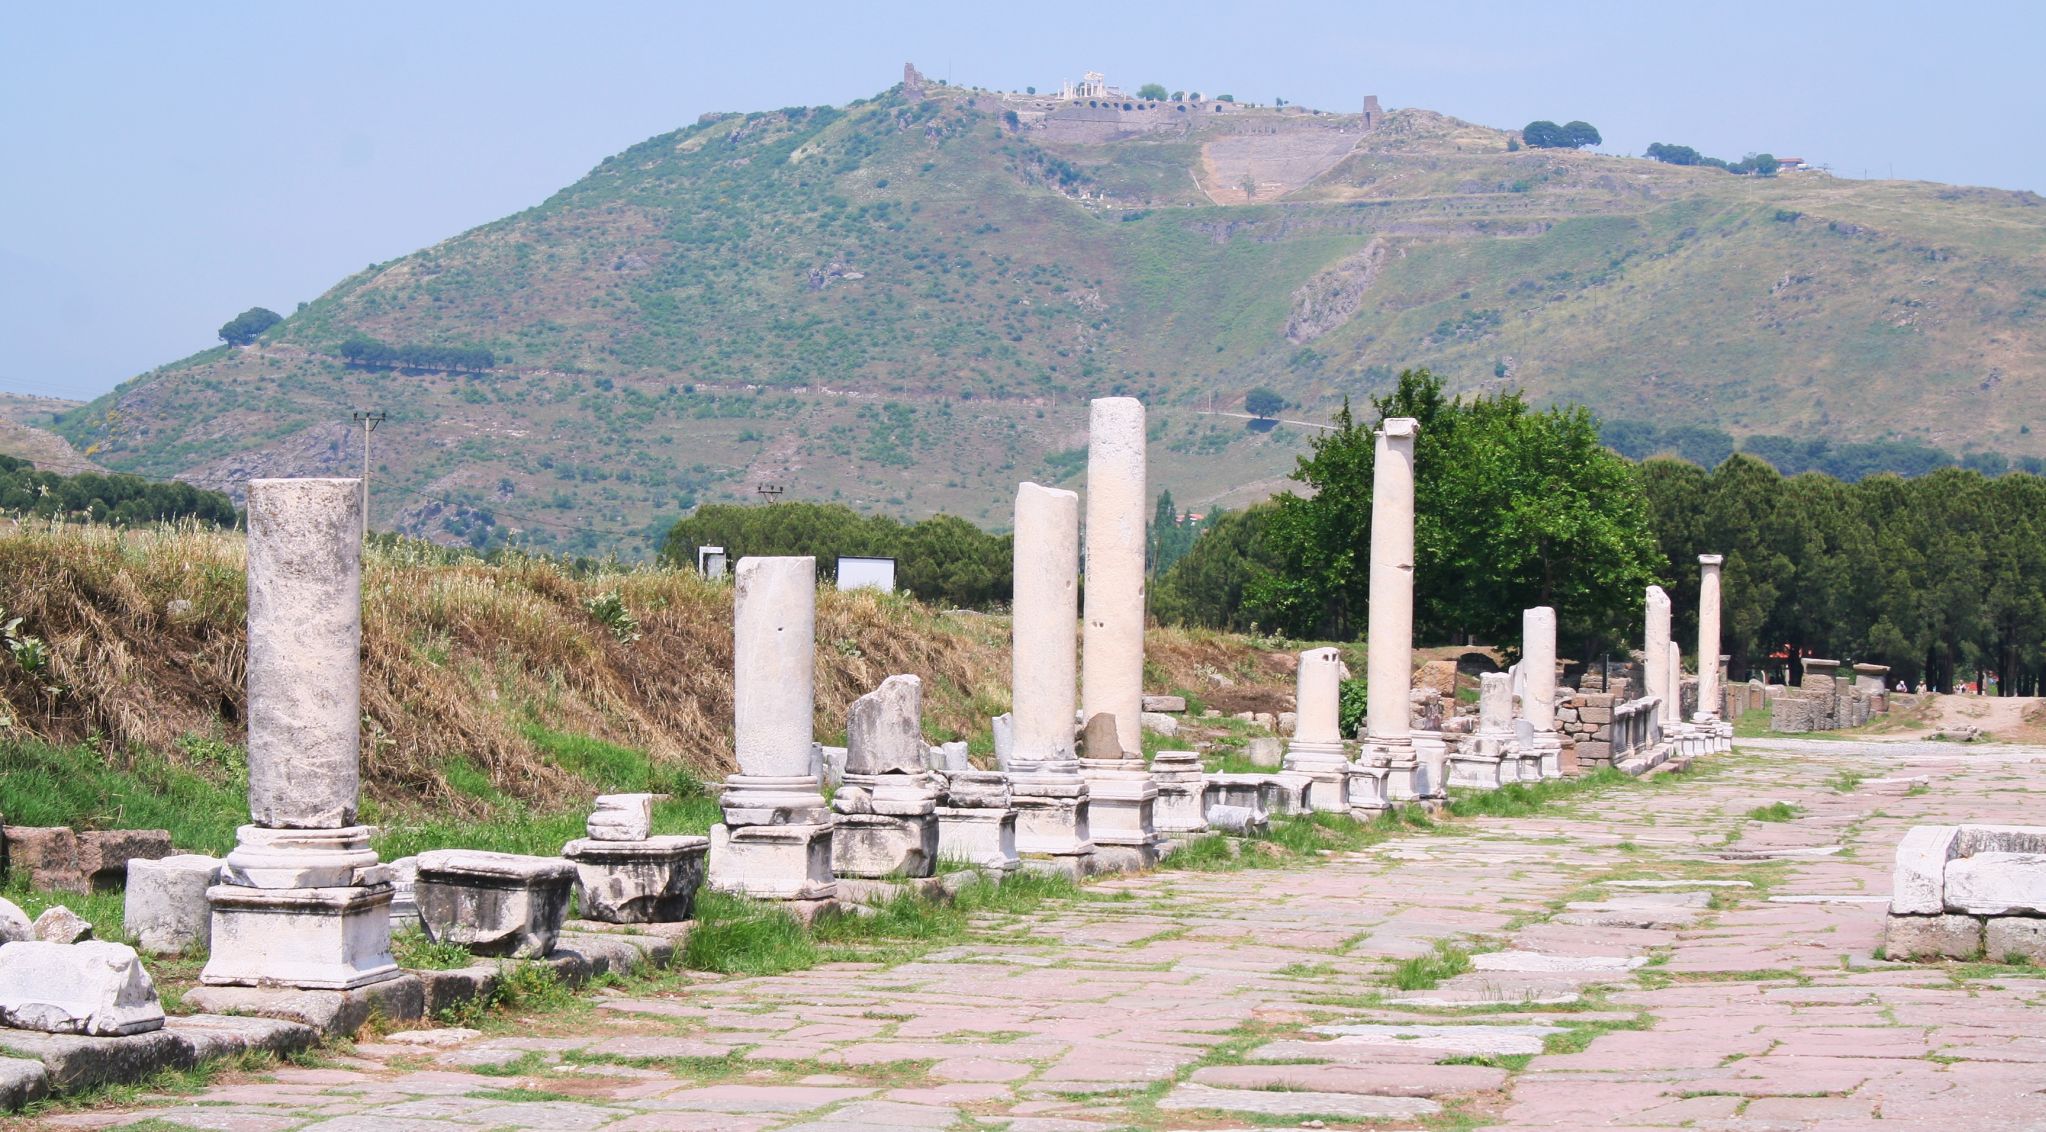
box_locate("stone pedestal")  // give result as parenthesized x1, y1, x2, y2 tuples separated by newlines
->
(203, 884, 398, 989)
(1010, 777, 1094, 878)
(709, 557, 836, 902)
(934, 771, 1017, 873)
(832, 675, 942, 879)
(204, 479, 399, 992)
(1150, 751, 1208, 838)
(415, 850, 575, 959)
(561, 836, 708, 924)
(1077, 712, 1162, 870)
(1358, 418, 1420, 811)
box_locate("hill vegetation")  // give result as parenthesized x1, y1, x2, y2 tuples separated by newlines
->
(44, 76, 2046, 556)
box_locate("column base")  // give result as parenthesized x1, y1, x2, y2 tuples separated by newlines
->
(1150, 751, 1209, 837)
(1009, 776, 1095, 874)
(1344, 763, 1390, 815)
(222, 825, 381, 889)
(561, 836, 710, 924)
(707, 822, 836, 902)
(202, 883, 400, 990)
(830, 812, 940, 880)
(1447, 751, 1508, 790)
(934, 806, 1019, 873)
(1079, 762, 1163, 873)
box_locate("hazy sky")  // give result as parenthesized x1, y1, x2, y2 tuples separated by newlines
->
(4, 1, 2040, 401)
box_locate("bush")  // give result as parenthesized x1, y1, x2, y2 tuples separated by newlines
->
(217, 307, 281, 346)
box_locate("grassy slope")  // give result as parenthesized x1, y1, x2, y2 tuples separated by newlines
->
(0, 519, 1274, 822)
(50, 88, 2046, 555)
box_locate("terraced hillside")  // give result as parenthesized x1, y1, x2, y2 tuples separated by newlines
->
(51, 80, 2046, 553)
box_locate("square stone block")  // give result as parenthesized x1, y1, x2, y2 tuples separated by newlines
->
(1009, 788, 1094, 874)
(1884, 912, 1983, 961)
(76, 830, 173, 891)
(125, 854, 222, 956)
(1448, 753, 1506, 791)
(1985, 916, 2046, 964)
(202, 883, 400, 990)
(935, 806, 1018, 872)
(4, 827, 84, 893)
(415, 850, 576, 958)
(561, 836, 708, 923)
(707, 822, 836, 901)
(830, 812, 938, 879)
(1945, 851, 2046, 916)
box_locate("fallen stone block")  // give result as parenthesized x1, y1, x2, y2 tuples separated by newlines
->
(1244, 737, 1283, 769)
(0, 1027, 188, 1092)
(0, 941, 162, 1036)
(561, 835, 708, 924)
(0, 1057, 49, 1112)
(1985, 917, 2046, 964)
(74, 830, 172, 891)
(181, 974, 426, 1037)
(1885, 912, 1983, 960)
(586, 794, 656, 842)
(167, 1013, 317, 1062)
(1141, 695, 1186, 713)
(32, 906, 92, 944)
(1945, 852, 2046, 916)
(0, 899, 28, 944)
(3, 827, 83, 893)
(1889, 825, 1959, 915)
(125, 854, 222, 955)
(1139, 711, 1179, 736)
(416, 850, 576, 959)
(413, 965, 501, 1017)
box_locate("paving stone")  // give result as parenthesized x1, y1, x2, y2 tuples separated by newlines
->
(644, 1085, 876, 1113)
(1191, 1061, 1506, 1096)
(1156, 1081, 1440, 1118)
(1471, 950, 1647, 972)
(1303, 1021, 1564, 1055)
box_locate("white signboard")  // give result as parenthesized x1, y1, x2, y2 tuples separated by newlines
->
(836, 556, 896, 593)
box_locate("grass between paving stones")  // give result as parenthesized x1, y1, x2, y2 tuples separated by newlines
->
(9, 1047, 318, 1120)
(1745, 801, 1801, 822)
(1387, 939, 1482, 990)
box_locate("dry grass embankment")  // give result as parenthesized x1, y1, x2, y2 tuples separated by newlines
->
(0, 519, 1280, 819)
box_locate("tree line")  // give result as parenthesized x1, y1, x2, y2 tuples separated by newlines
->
(337, 335, 497, 373)
(1645, 142, 1780, 176)
(1150, 373, 2046, 697)
(660, 502, 1010, 609)
(0, 456, 239, 527)
(1599, 419, 2039, 481)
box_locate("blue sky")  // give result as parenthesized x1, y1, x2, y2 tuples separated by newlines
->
(3, 0, 2040, 400)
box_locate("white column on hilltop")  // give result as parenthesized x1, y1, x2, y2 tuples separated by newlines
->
(1365, 418, 1420, 750)
(1644, 585, 1672, 724)
(1012, 483, 1081, 773)
(1081, 396, 1147, 756)
(1522, 606, 1557, 733)
(1696, 555, 1724, 721)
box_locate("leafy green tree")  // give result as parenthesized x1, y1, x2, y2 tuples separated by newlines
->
(1563, 121, 1602, 148)
(1137, 83, 1169, 101)
(217, 307, 282, 346)
(1240, 369, 1660, 652)
(1151, 505, 1281, 630)
(1243, 387, 1285, 419)
(1521, 121, 1566, 148)
(659, 502, 1009, 608)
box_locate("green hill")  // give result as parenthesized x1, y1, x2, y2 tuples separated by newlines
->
(53, 79, 2046, 554)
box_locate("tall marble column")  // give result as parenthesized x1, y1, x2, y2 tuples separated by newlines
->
(1078, 398, 1161, 869)
(1696, 555, 1724, 722)
(1353, 417, 1421, 812)
(707, 557, 835, 902)
(1009, 483, 1095, 877)
(1284, 648, 1349, 811)
(1522, 606, 1563, 778)
(1644, 585, 1673, 732)
(204, 478, 399, 990)
(1081, 396, 1147, 755)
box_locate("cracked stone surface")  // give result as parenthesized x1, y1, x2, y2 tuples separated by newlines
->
(38, 736, 2046, 1129)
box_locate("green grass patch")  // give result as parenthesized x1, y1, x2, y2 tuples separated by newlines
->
(1827, 769, 1865, 793)
(392, 928, 474, 971)
(0, 739, 246, 856)
(1387, 940, 1477, 991)
(1446, 767, 1630, 819)
(1745, 802, 1800, 822)
(466, 1086, 579, 1102)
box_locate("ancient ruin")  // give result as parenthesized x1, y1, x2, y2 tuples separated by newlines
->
(707, 556, 836, 903)
(1007, 482, 1095, 877)
(1352, 417, 1422, 812)
(831, 675, 942, 879)
(1284, 647, 1350, 810)
(203, 478, 399, 991)
(562, 795, 709, 924)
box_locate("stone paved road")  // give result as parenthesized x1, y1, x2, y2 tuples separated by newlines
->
(43, 738, 2046, 1130)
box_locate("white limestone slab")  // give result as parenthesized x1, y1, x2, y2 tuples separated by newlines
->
(1889, 825, 1960, 914)
(1157, 1082, 1439, 1118)
(0, 940, 165, 1035)
(1472, 950, 1647, 973)
(1607, 879, 1752, 888)
(1305, 1022, 1564, 1055)
(1945, 852, 2046, 915)
(1769, 894, 1889, 904)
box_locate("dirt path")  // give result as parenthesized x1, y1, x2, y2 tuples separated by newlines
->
(43, 739, 2046, 1130)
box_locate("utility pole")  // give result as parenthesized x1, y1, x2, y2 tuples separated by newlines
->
(756, 482, 785, 504)
(352, 411, 386, 540)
